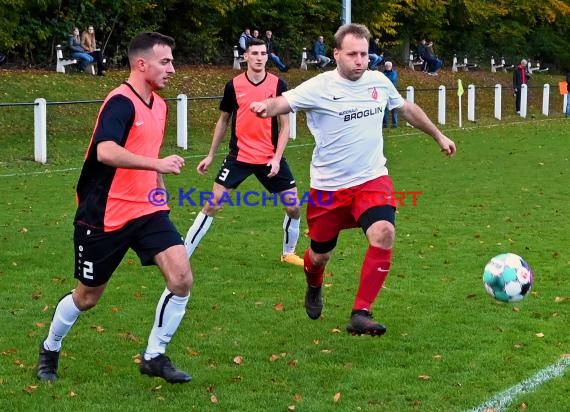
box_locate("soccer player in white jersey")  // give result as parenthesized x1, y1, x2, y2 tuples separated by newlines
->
(250, 23, 456, 336)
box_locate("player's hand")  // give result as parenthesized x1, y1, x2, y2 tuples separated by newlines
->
(197, 155, 213, 175)
(267, 158, 281, 177)
(158, 155, 185, 174)
(250, 101, 269, 118)
(437, 136, 457, 157)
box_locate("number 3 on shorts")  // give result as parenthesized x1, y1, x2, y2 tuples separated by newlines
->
(218, 168, 230, 182)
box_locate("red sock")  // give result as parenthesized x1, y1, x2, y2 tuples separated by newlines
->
(304, 248, 324, 287)
(353, 246, 392, 311)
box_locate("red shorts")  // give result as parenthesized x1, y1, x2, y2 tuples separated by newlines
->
(306, 175, 395, 243)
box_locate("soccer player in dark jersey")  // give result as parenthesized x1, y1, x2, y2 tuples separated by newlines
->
(184, 38, 303, 266)
(36, 32, 193, 384)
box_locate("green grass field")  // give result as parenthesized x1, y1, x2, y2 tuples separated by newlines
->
(1, 67, 570, 411)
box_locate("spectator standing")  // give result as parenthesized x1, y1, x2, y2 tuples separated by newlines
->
(238, 28, 252, 55)
(513, 59, 529, 113)
(184, 38, 303, 266)
(566, 70, 570, 117)
(36, 32, 193, 384)
(250, 23, 456, 336)
(383, 61, 398, 128)
(68, 27, 94, 72)
(368, 37, 383, 70)
(81, 25, 105, 76)
(313, 35, 331, 69)
(264, 30, 288, 72)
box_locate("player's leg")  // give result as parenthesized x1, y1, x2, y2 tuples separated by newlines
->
(347, 176, 396, 336)
(257, 159, 303, 266)
(302, 188, 350, 319)
(184, 182, 233, 257)
(280, 187, 303, 266)
(37, 225, 126, 382)
(185, 157, 249, 257)
(135, 212, 193, 383)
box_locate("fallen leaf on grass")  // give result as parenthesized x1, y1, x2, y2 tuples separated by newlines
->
(210, 394, 219, 404)
(269, 354, 280, 362)
(91, 325, 105, 333)
(233, 355, 244, 365)
(152, 385, 162, 391)
(35, 322, 45, 328)
(24, 385, 38, 394)
(69, 391, 77, 397)
(274, 303, 284, 311)
(331, 328, 341, 333)
(333, 392, 341, 402)
(287, 406, 296, 411)
(293, 393, 302, 401)
(418, 375, 431, 380)
(555, 296, 569, 303)
(535, 333, 545, 338)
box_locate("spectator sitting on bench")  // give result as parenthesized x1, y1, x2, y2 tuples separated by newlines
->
(252, 29, 260, 39)
(81, 25, 105, 76)
(368, 37, 384, 70)
(238, 27, 252, 56)
(425, 40, 442, 75)
(69, 27, 93, 72)
(264, 30, 288, 72)
(313, 35, 331, 69)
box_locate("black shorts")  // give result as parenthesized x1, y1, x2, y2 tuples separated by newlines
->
(214, 155, 297, 193)
(73, 211, 184, 287)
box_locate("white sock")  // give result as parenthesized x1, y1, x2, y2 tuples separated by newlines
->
(43, 292, 82, 352)
(184, 211, 213, 257)
(144, 288, 189, 360)
(282, 215, 301, 255)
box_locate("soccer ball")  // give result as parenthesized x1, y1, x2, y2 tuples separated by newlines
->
(483, 253, 534, 302)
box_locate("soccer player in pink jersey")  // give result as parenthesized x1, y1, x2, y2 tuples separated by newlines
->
(184, 38, 304, 267)
(37, 32, 193, 383)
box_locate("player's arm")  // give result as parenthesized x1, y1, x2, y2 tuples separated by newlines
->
(98, 141, 185, 174)
(397, 101, 456, 156)
(95, 96, 184, 174)
(250, 95, 292, 118)
(267, 112, 290, 177)
(197, 111, 231, 175)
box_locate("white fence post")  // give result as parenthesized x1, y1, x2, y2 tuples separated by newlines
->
(406, 86, 414, 127)
(34, 98, 47, 164)
(494, 84, 502, 120)
(176, 94, 188, 150)
(438, 85, 446, 125)
(289, 112, 296, 139)
(467, 84, 476, 122)
(563, 93, 568, 114)
(452, 55, 458, 72)
(520, 84, 528, 118)
(542, 84, 549, 116)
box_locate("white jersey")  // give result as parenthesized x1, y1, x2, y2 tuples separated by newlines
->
(283, 69, 405, 191)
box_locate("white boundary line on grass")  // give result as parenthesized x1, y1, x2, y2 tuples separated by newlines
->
(0, 117, 566, 179)
(466, 356, 570, 412)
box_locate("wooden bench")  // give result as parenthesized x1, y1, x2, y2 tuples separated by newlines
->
(55, 44, 106, 75)
(300, 48, 319, 70)
(233, 45, 246, 70)
(490, 56, 513, 73)
(56, 44, 77, 73)
(452, 54, 478, 72)
(408, 51, 425, 71)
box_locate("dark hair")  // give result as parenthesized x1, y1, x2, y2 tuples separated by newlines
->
(128, 32, 175, 58)
(246, 38, 266, 51)
(334, 23, 370, 49)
